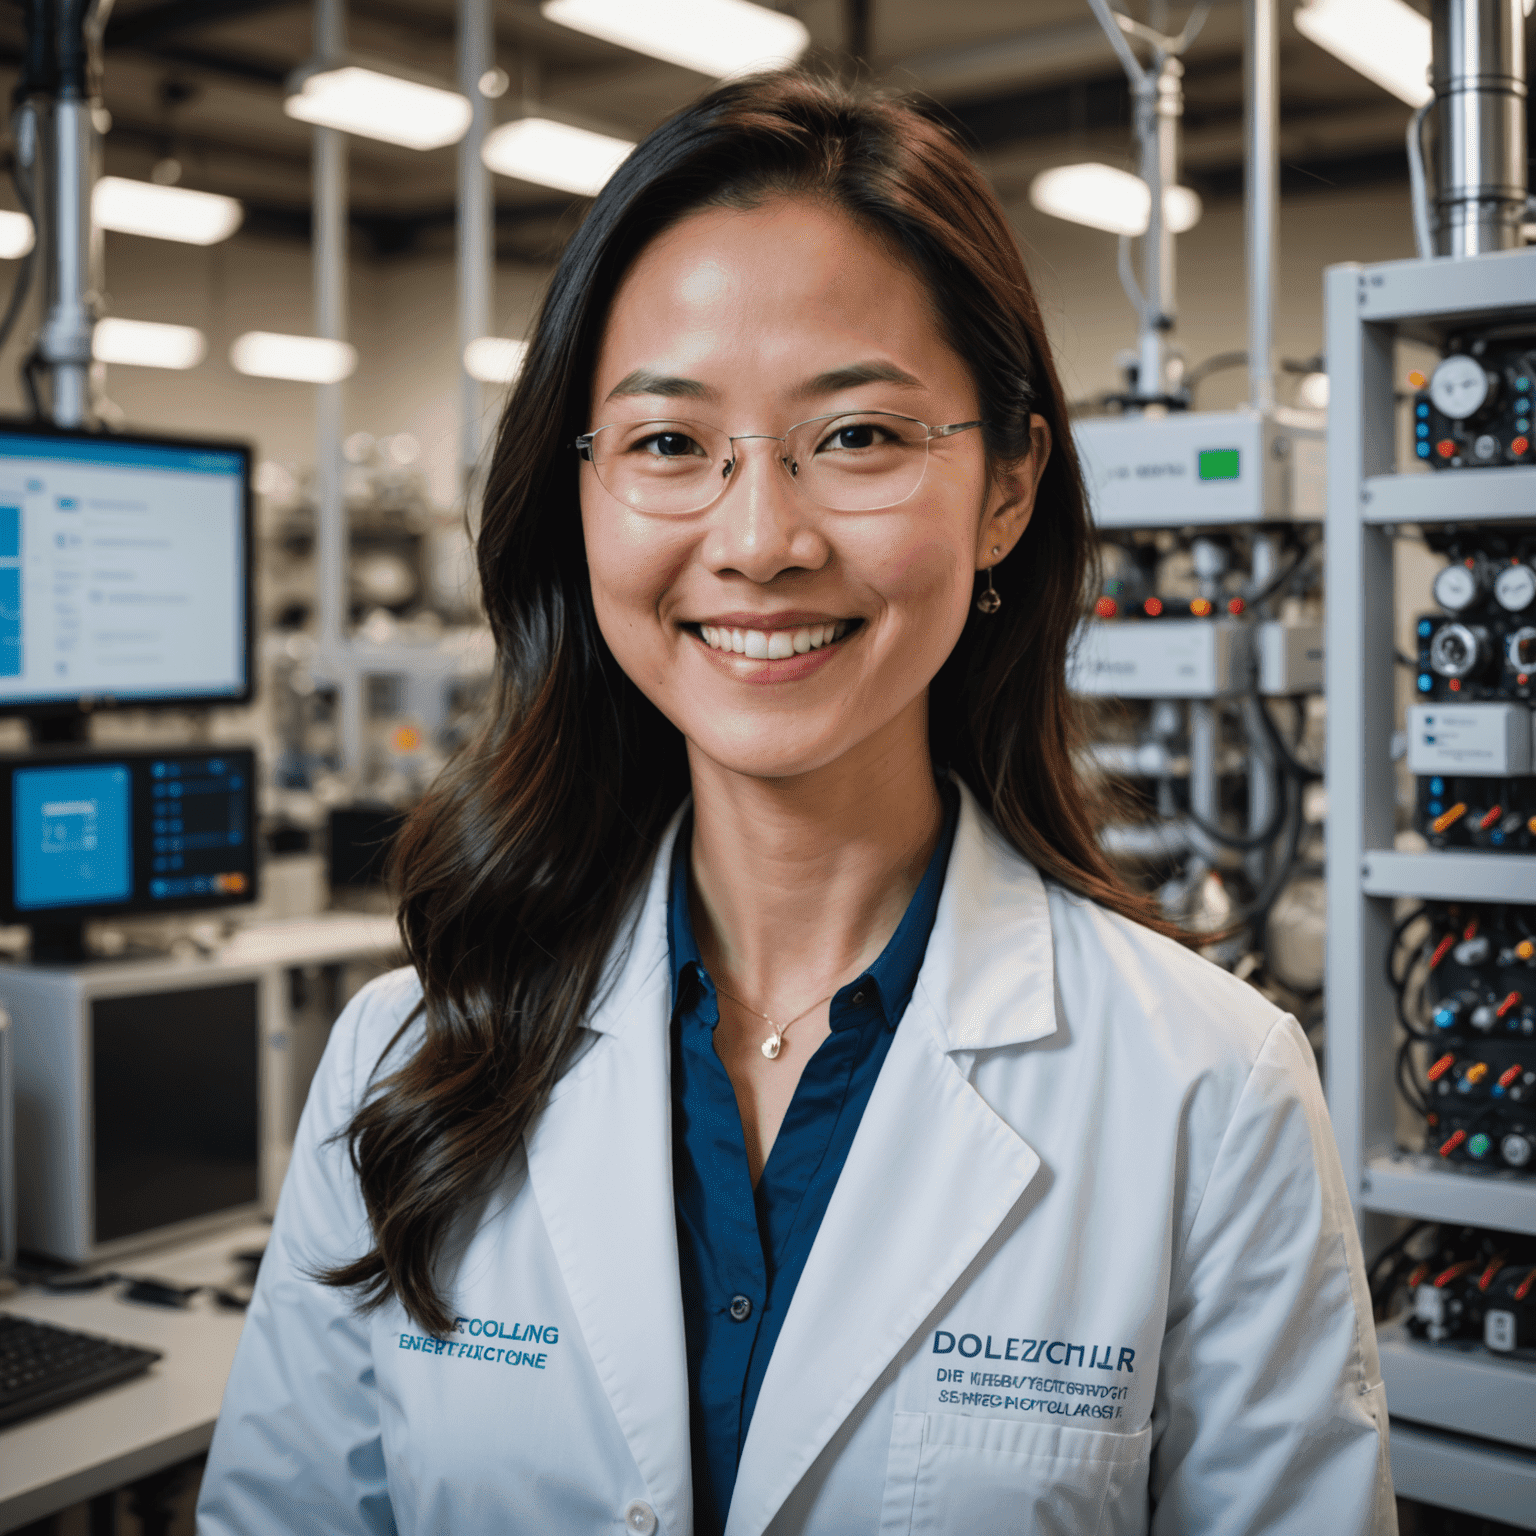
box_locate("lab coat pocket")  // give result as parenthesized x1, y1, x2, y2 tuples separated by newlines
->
(882, 1411, 1151, 1536)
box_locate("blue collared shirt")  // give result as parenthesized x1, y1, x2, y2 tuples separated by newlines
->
(668, 781, 959, 1535)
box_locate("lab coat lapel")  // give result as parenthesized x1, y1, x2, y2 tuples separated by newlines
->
(522, 812, 692, 1536)
(725, 787, 1055, 1536)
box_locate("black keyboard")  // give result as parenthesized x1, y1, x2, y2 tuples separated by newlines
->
(0, 1311, 162, 1429)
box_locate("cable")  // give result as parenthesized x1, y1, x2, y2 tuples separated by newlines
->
(1407, 99, 1434, 261)
(1245, 539, 1316, 609)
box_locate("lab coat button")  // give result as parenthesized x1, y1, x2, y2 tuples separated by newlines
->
(729, 1294, 752, 1321)
(624, 1500, 657, 1534)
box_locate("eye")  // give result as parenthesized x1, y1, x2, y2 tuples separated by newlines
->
(637, 430, 705, 459)
(818, 421, 887, 453)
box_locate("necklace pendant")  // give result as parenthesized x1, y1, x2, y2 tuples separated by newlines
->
(761, 1032, 783, 1060)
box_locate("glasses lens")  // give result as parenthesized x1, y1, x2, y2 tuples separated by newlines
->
(586, 420, 727, 514)
(789, 413, 930, 511)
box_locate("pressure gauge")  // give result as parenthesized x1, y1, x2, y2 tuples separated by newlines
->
(1508, 627, 1536, 673)
(1429, 355, 1494, 421)
(1428, 621, 1488, 679)
(1494, 562, 1536, 614)
(1433, 562, 1482, 613)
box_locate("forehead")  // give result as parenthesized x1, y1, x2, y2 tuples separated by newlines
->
(590, 197, 964, 408)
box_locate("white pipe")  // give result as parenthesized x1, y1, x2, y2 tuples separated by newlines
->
(457, 0, 494, 507)
(1244, 0, 1278, 413)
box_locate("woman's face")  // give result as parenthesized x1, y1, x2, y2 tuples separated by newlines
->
(581, 196, 1046, 782)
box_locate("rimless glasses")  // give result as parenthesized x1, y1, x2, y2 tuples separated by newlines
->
(575, 411, 984, 517)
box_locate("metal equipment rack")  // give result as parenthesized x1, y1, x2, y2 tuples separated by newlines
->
(1324, 244, 1536, 1528)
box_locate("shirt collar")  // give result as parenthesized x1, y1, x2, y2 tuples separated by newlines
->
(666, 779, 960, 1031)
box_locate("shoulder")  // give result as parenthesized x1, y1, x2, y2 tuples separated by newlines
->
(1042, 879, 1291, 1077)
(323, 964, 426, 1113)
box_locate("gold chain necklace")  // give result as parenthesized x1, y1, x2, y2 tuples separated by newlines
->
(713, 980, 841, 1060)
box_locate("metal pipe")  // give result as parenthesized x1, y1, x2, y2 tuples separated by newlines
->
(1430, 0, 1527, 256)
(457, 0, 493, 509)
(1244, 0, 1278, 413)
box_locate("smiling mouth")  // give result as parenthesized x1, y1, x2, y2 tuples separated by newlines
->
(689, 619, 860, 660)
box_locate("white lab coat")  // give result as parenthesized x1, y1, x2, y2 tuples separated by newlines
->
(198, 781, 1394, 1536)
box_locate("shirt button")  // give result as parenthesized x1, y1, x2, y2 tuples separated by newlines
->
(729, 1294, 753, 1322)
(852, 990, 866, 1005)
(624, 1500, 657, 1535)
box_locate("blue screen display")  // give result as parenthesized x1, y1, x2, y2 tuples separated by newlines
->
(13, 762, 132, 910)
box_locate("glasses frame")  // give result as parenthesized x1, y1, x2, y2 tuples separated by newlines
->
(574, 410, 985, 516)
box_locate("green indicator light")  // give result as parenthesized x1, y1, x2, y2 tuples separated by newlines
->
(1198, 448, 1241, 481)
(1469, 1132, 1491, 1158)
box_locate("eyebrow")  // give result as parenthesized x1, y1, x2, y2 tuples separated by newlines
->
(605, 368, 714, 402)
(602, 359, 925, 405)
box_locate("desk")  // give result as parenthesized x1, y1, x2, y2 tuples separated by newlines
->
(0, 1220, 267, 1533)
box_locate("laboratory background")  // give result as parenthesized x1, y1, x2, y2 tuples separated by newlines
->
(0, 0, 1530, 1531)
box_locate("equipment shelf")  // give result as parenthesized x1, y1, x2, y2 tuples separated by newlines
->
(1361, 467, 1536, 526)
(1359, 850, 1536, 902)
(1361, 1153, 1536, 1235)
(1389, 1422, 1536, 1531)
(1325, 248, 1536, 1517)
(1377, 1320, 1536, 1451)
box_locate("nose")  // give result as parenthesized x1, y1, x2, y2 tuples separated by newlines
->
(700, 435, 829, 584)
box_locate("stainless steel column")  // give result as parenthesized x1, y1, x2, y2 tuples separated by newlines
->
(1431, 0, 1527, 256)
(1244, 0, 1278, 414)
(457, 0, 493, 508)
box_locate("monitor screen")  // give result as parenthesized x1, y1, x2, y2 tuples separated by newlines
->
(0, 425, 251, 712)
(0, 747, 257, 920)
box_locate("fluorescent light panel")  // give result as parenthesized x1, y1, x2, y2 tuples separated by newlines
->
(541, 0, 809, 78)
(0, 211, 34, 259)
(464, 337, 529, 384)
(94, 317, 206, 370)
(1028, 164, 1202, 238)
(94, 177, 243, 245)
(1294, 0, 1432, 107)
(284, 66, 473, 151)
(482, 118, 635, 196)
(231, 331, 357, 384)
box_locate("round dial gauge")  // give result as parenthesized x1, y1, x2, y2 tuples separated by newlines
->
(1429, 355, 1492, 421)
(1432, 563, 1481, 613)
(1494, 563, 1536, 614)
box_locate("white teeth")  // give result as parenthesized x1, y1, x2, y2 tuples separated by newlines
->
(697, 621, 853, 655)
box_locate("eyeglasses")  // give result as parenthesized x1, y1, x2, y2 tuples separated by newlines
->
(575, 411, 984, 516)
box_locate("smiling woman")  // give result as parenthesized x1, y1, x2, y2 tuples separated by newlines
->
(199, 70, 1392, 1536)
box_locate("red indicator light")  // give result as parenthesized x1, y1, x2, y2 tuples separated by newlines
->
(1143, 597, 1163, 617)
(1449, 678, 1462, 691)
(1407, 369, 1427, 388)
(1094, 596, 1118, 618)
(1430, 934, 1455, 968)
(1521, 674, 1531, 686)
(1514, 436, 1530, 457)
(1498, 1064, 1523, 1088)
(1436, 439, 1456, 458)
(1427, 1053, 1456, 1081)
(1189, 597, 1213, 617)
(1226, 597, 1245, 615)
(1496, 991, 1522, 1018)
(1480, 804, 1505, 830)
(1438, 1129, 1468, 1157)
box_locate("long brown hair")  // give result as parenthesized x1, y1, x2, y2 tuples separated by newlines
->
(323, 70, 1177, 1335)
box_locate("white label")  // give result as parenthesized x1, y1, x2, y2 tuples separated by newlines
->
(1405, 703, 1534, 776)
(1484, 1309, 1517, 1353)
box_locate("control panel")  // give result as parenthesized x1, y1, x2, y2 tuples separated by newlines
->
(1412, 333, 1535, 471)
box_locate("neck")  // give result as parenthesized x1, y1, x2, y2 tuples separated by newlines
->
(685, 697, 944, 1015)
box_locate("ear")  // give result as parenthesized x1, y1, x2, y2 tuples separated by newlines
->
(976, 415, 1052, 568)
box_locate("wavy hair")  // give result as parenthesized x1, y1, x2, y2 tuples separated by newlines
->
(322, 70, 1178, 1335)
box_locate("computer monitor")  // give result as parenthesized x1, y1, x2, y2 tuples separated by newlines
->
(0, 422, 252, 717)
(0, 747, 258, 957)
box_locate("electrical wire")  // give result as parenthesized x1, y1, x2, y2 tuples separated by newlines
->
(1245, 538, 1317, 609)
(1407, 100, 1434, 261)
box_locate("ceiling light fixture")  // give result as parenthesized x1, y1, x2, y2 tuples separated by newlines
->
(1293, 0, 1432, 107)
(93, 317, 207, 370)
(481, 118, 635, 197)
(93, 177, 244, 245)
(1028, 163, 1203, 238)
(541, 0, 810, 78)
(284, 64, 473, 151)
(230, 332, 357, 384)
(0, 211, 34, 259)
(464, 337, 529, 384)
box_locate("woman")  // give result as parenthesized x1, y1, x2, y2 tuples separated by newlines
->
(200, 73, 1391, 1536)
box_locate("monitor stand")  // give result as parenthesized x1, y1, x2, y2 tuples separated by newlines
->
(29, 921, 88, 964)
